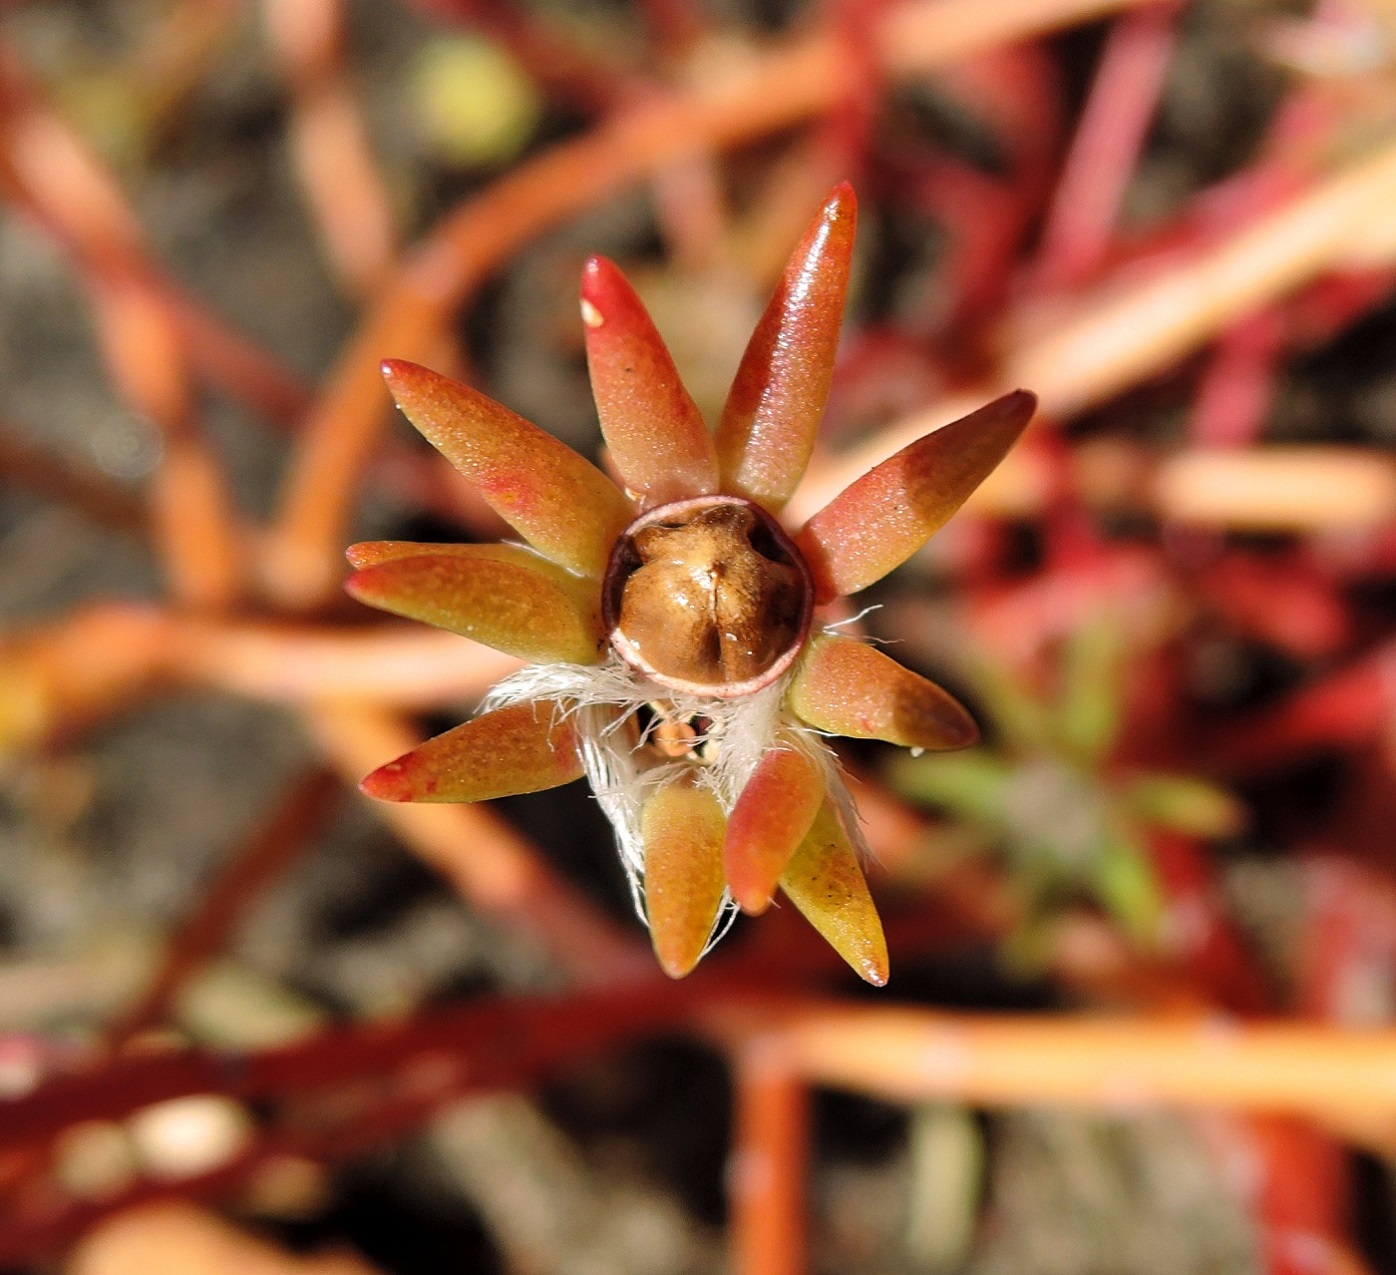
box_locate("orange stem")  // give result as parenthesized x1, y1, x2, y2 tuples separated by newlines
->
(0, 424, 146, 532)
(172, 617, 522, 707)
(262, 0, 397, 297)
(730, 1042, 809, 1275)
(0, 37, 311, 428)
(0, 604, 523, 751)
(712, 1003, 1396, 1119)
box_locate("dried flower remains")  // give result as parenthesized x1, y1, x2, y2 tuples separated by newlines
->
(347, 185, 1035, 984)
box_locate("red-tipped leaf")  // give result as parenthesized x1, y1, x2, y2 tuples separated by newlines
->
(641, 780, 728, 978)
(581, 256, 718, 505)
(361, 702, 582, 803)
(715, 184, 857, 512)
(789, 633, 978, 750)
(346, 544, 605, 665)
(796, 391, 1036, 601)
(382, 359, 633, 578)
(723, 745, 825, 914)
(780, 801, 888, 985)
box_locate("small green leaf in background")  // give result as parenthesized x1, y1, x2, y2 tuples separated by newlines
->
(1091, 830, 1163, 947)
(1123, 773, 1246, 839)
(412, 35, 542, 168)
(1056, 611, 1124, 764)
(887, 749, 1014, 828)
(966, 655, 1052, 753)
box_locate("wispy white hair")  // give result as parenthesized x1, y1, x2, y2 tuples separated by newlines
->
(481, 648, 866, 940)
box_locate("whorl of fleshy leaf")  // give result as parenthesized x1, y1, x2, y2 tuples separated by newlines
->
(381, 359, 633, 578)
(780, 800, 889, 986)
(346, 545, 605, 665)
(360, 702, 582, 803)
(715, 183, 857, 512)
(789, 632, 979, 750)
(580, 256, 719, 506)
(797, 390, 1036, 601)
(641, 780, 728, 978)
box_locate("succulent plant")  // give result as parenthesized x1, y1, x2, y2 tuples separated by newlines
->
(346, 185, 1035, 984)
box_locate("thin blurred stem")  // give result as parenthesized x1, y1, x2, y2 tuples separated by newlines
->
(179, 618, 522, 706)
(1207, 641, 1396, 773)
(262, 0, 1152, 609)
(0, 603, 521, 752)
(302, 702, 651, 986)
(920, 437, 1396, 533)
(112, 769, 342, 1046)
(708, 1002, 1396, 1118)
(89, 277, 248, 610)
(0, 984, 702, 1261)
(1186, 307, 1285, 447)
(135, 0, 244, 148)
(0, 37, 311, 429)
(730, 1041, 809, 1275)
(1152, 448, 1396, 531)
(0, 425, 146, 532)
(67, 1204, 381, 1275)
(652, 155, 729, 273)
(636, 0, 708, 61)
(262, 0, 397, 298)
(794, 135, 1396, 520)
(160, 285, 313, 427)
(1009, 133, 1396, 408)
(1032, 1, 1181, 292)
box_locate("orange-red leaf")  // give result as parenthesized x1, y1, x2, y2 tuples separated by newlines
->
(780, 801, 888, 986)
(788, 634, 978, 750)
(360, 702, 581, 802)
(796, 391, 1036, 601)
(715, 184, 857, 512)
(346, 540, 512, 568)
(382, 359, 633, 577)
(345, 544, 604, 665)
(641, 780, 727, 979)
(581, 256, 718, 505)
(723, 745, 824, 915)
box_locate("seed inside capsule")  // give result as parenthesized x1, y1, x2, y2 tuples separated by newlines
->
(603, 495, 813, 697)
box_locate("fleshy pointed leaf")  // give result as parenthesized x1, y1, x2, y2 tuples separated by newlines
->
(715, 184, 857, 512)
(797, 391, 1036, 601)
(723, 745, 825, 915)
(346, 540, 524, 568)
(361, 702, 581, 802)
(789, 633, 978, 750)
(382, 359, 633, 577)
(780, 801, 888, 985)
(581, 256, 718, 505)
(346, 544, 605, 664)
(641, 780, 727, 979)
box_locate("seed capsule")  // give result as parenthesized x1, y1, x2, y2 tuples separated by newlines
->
(603, 496, 813, 697)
